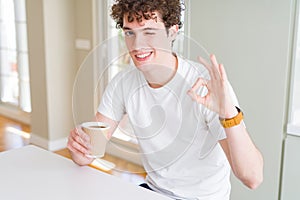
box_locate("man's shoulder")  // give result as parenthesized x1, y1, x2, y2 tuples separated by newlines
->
(178, 56, 209, 78)
(110, 65, 140, 84)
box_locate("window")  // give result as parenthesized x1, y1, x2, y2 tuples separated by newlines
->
(0, 0, 31, 113)
(287, 1, 300, 135)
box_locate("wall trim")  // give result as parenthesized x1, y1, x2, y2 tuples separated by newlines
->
(0, 104, 31, 125)
(30, 133, 68, 151)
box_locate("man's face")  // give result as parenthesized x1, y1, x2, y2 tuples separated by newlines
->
(122, 12, 176, 69)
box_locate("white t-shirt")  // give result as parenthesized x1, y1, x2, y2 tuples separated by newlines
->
(98, 56, 239, 200)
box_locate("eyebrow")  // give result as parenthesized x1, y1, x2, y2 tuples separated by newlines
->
(122, 27, 160, 31)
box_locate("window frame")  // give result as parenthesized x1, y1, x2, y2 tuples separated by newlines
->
(287, 0, 300, 136)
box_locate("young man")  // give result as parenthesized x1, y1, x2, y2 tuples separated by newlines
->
(67, 0, 263, 199)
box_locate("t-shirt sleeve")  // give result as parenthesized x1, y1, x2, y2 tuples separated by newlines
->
(97, 72, 126, 122)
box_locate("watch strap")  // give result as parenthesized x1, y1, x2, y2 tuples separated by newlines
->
(219, 107, 244, 128)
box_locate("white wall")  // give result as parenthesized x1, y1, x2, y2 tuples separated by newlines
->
(26, 0, 96, 150)
(26, 0, 49, 140)
(27, 0, 76, 150)
(189, 0, 294, 199)
(43, 0, 76, 141)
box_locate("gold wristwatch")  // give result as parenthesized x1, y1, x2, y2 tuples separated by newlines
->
(219, 107, 244, 128)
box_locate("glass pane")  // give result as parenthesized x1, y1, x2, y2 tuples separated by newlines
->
(289, 4, 300, 127)
(0, 0, 3, 20)
(18, 52, 29, 79)
(14, 0, 26, 22)
(18, 52, 30, 112)
(0, 23, 3, 48)
(20, 80, 31, 112)
(0, 49, 19, 105)
(1, 0, 16, 50)
(0, 50, 17, 74)
(16, 23, 28, 52)
(0, 22, 11, 49)
(290, 35, 300, 125)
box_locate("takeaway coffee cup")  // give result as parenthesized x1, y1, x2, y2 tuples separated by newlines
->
(81, 121, 110, 158)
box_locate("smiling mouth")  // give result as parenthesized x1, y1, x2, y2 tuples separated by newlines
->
(135, 52, 152, 61)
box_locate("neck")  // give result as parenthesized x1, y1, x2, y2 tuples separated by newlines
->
(143, 53, 178, 88)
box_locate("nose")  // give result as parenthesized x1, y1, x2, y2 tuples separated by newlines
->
(130, 32, 147, 51)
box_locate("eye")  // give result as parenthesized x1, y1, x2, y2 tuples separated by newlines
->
(145, 32, 156, 35)
(124, 31, 135, 37)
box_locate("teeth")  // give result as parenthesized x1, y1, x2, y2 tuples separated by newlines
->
(136, 52, 151, 58)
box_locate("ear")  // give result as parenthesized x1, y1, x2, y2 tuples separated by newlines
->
(168, 24, 179, 41)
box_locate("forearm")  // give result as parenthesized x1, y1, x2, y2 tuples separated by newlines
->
(181, 53, 263, 188)
(224, 123, 263, 189)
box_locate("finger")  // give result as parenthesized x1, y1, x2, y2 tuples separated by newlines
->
(187, 89, 207, 106)
(74, 133, 91, 149)
(68, 143, 89, 157)
(210, 54, 221, 79)
(197, 56, 213, 75)
(67, 136, 90, 155)
(187, 77, 208, 104)
(75, 126, 90, 143)
(210, 54, 220, 72)
(219, 63, 228, 81)
(195, 94, 207, 105)
(69, 129, 91, 150)
(190, 77, 208, 92)
(198, 55, 210, 67)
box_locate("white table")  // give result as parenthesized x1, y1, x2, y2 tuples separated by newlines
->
(0, 145, 171, 200)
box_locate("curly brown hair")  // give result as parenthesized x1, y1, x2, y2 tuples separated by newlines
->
(111, 0, 183, 30)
